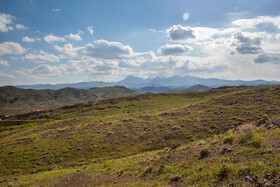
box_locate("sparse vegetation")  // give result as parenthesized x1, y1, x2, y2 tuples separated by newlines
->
(0, 85, 280, 186)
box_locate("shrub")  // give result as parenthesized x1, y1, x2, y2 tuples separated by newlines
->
(216, 164, 230, 180)
(199, 148, 210, 159)
(223, 134, 234, 144)
(237, 124, 263, 148)
(237, 124, 255, 144)
(251, 134, 264, 148)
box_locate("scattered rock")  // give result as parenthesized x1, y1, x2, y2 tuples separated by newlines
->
(220, 147, 232, 155)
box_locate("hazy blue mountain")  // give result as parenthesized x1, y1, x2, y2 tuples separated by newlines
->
(117, 76, 147, 85)
(16, 76, 280, 91)
(17, 81, 113, 90)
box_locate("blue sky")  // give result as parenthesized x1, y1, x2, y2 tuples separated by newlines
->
(0, 0, 280, 86)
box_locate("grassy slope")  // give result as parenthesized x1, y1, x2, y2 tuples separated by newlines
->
(9, 120, 279, 186)
(0, 86, 137, 116)
(0, 85, 280, 186)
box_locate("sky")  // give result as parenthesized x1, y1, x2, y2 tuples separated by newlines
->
(0, 0, 280, 86)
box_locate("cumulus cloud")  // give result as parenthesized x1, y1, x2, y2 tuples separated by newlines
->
(0, 41, 25, 56)
(30, 64, 53, 74)
(87, 25, 94, 35)
(22, 36, 35, 43)
(15, 15, 280, 83)
(66, 33, 82, 41)
(24, 50, 60, 63)
(78, 40, 133, 59)
(0, 13, 14, 32)
(0, 13, 26, 32)
(0, 59, 9, 66)
(56, 40, 134, 60)
(254, 53, 280, 64)
(183, 12, 189, 21)
(29, 64, 60, 76)
(44, 34, 65, 43)
(157, 44, 192, 55)
(15, 24, 26, 30)
(54, 43, 77, 58)
(167, 25, 195, 41)
(233, 32, 263, 54)
(133, 51, 156, 60)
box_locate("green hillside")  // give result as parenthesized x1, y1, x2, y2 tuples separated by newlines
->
(0, 86, 138, 116)
(0, 85, 280, 186)
(183, 84, 211, 92)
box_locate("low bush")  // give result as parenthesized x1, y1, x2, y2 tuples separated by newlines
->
(251, 134, 264, 148)
(216, 164, 230, 180)
(199, 148, 210, 159)
(237, 124, 255, 144)
(223, 134, 234, 144)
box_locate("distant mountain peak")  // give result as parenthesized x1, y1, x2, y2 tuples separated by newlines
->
(15, 75, 280, 91)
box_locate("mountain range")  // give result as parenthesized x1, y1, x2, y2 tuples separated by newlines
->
(16, 76, 280, 91)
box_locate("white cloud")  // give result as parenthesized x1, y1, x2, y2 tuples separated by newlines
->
(22, 36, 35, 43)
(0, 71, 14, 78)
(54, 43, 77, 58)
(232, 16, 280, 31)
(0, 13, 14, 32)
(29, 64, 60, 76)
(15, 24, 26, 30)
(52, 8, 60, 12)
(192, 27, 220, 41)
(183, 12, 189, 21)
(78, 40, 132, 59)
(44, 34, 65, 43)
(66, 33, 82, 41)
(24, 50, 60, 63)
(157, 44, 192, 55)
(0, 59, 9, 66)
(56, 40, 134, 60)
(30, 64, 53, 74)
(23, 15, 280, 82)
(167, 25, 195, 42)
(87, 25, 94, 35)
(0, 41, 25, 56)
